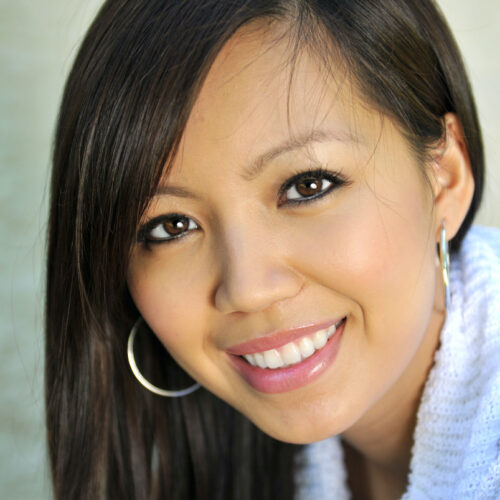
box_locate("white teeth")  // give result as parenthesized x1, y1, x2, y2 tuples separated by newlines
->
(327, 324, 337, 338)
(254, 352, 267, 369)
(244, 354, 256, 366)
(241, 320, 344, 369)
(298, 337, 315, 358)
(263, 349, 285, 369)
(312, 329, 328, 349)
(280, 342, 302, 365)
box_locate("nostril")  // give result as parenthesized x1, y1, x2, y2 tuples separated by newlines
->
(214, 264, 303, 315)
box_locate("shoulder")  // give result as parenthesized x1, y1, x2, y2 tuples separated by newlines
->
(451, 225, 500, 341)
(456, 225, 500, 273)
(459, 226, 500, 498)
(406, 225, 500, 498)
(448, 225, 500, 426)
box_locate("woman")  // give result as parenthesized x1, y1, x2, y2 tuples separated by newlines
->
(45, 1, 500, 498)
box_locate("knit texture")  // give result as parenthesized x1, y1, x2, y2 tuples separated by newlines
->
(295, 226, 500, 500)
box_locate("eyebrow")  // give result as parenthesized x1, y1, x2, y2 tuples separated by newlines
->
(241, 127, 359, 181)
(154, 184, 200, 199)
(154, 127, 359, 198)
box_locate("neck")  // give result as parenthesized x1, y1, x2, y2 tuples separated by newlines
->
(341, 276, 446, 493)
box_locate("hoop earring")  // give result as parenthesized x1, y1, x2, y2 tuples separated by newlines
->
(127, 318, 200, 397)
(439, 220, 451, 311)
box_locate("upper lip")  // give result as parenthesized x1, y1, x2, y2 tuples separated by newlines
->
(225, 318, 344, 356)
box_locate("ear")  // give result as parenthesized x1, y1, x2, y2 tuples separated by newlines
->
(430, 113, 475, 241)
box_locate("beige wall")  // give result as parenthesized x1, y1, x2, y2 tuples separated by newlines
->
(438, 0, 500, 227)
(0, 2, 498, 497)
(0, 2, 106, 497)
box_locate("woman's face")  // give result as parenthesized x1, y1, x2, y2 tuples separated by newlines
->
(127, 27, 443, 443)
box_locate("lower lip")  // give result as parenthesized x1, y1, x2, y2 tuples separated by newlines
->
(227, 320, 346, 394)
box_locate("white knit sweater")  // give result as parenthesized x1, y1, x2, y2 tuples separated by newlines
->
(295, 226, 500, 499)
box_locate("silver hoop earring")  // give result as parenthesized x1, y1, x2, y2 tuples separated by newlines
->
(127, 318, 200, 398)
(439, 221, 451, 311)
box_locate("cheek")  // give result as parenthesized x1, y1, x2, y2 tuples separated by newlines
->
(288, 181, 436, 332)
(127, 252, 210, 355)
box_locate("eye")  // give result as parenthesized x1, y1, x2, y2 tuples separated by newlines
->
(278, 168, 345, 206)
(138, 214, 199, 244)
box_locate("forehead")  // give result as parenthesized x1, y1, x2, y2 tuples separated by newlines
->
(170, 22, 405, 181)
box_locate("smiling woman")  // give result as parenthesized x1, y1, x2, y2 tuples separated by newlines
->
(45, 1, 500, 500)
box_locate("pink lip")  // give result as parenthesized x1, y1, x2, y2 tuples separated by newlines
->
(226, 318, 342, 355)
(227, 319, 346, 393)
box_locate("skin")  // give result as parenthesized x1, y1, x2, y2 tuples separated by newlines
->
(127, 24, 474, 499)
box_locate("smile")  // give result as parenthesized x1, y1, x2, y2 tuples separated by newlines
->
(227, 318, 346, 393)
(241, 320, 342, 369)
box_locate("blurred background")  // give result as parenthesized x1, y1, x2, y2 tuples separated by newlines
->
(0, 1, 498, 497)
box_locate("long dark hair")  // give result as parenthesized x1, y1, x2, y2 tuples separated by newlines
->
(45, 1, 484, 498)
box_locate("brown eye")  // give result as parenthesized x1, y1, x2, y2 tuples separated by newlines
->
(281, 171, 335, 204)
(163, 217, 189, 236)
(144, 214, 199, 243)
(295, 178, 323, 197)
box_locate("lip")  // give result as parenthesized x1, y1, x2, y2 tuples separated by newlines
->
(227, 318, 346, 393)
(226, 318, 342, 355)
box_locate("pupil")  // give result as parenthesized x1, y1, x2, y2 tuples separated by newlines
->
(297, 178, 321, 196)
(164, 217, 187, 235)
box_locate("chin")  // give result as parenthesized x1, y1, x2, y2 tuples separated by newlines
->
(249, 404, 354, 445)
(263, 423, 343, 445)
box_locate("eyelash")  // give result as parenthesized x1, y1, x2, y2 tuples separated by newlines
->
(137, 213, 199, 246)
(277, 167, 346, 207)
(137, 167, 347, 245)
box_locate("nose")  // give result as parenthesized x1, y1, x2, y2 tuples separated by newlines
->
(213, 221, 303, 314)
